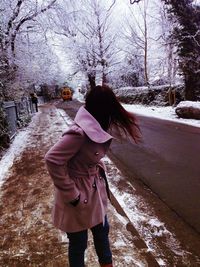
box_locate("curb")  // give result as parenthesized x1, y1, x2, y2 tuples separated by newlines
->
(110, 192, 160, 266)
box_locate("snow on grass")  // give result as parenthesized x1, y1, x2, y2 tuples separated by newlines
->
(123, 103, 200, 127)
(0, 109, 73, 190)
(0, 129, 31, 188)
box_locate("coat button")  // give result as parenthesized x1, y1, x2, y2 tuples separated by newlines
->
(99, 176, 102, 180)
(84, 199, 88, 204)
(95, 152, 99, 155)
(92, 183, 96, 189)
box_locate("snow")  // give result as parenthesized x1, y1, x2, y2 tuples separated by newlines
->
(0, 109, 72, 190)
(157, 258, 166, 266)
(72, 88, 85, 103)
(56, 109, 74, 125)
(176, 100, 200, 109)
(123, 102, 200, 127)
(0, 128, 31, 188)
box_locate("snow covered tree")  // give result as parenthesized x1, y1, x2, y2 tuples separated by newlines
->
(124, 0, 150, 85)
(54, 0, 118, 90)
(163, 0, 200, 100)
(130, 0, 200, 100)
(123, 0, 176, 86)
(158, 5, 178, 85)
(0, 0, 57, 99)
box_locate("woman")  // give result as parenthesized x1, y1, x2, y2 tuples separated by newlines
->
(45, 85, 141, 267)
(30, 92, 38, 112)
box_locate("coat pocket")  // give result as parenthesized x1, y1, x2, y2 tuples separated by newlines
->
(74, 192, 89, 210)
(52, 204, 65, 227)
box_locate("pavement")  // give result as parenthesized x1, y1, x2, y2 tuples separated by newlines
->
(0, 102, 200, 267)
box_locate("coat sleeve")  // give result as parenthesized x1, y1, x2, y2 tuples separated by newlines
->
(44, 125, 85, 202)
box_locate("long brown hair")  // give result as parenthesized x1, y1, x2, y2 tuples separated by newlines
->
(85, 85, 141, 143)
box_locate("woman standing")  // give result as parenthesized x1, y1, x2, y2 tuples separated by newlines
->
(30, 92, 38, 112)
(45, 85, 140, 267)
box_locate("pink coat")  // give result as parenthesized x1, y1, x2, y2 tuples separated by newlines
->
(45, 106, 113, 233)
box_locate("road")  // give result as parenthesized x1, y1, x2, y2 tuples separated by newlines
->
(109, 114, 200, 234)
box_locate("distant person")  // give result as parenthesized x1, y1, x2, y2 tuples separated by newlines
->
(45, 85, 141, 267)
(30, 92, 38, 112)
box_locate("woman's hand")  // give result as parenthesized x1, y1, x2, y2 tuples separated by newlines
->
(70, 195, 80, 206)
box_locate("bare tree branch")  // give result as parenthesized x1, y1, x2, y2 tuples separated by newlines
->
(182, 29, 200, 47)
(10, 0, 57, 56)
(107, 0, 116, 12)
(130, 0, 142, 4)
(6, 0, 24, 36)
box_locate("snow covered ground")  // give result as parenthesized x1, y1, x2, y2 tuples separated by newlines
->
(1, 101, 200, 266)
(123, 102, 200, 128)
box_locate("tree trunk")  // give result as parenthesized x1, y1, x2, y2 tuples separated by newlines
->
(88, 73, 96, 90)
(102, 68, 107, 86)
(184, 72, 199, 101)
(143, 1, 149, 86)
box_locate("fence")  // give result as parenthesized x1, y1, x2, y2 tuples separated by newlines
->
(2, 97, 35, 139)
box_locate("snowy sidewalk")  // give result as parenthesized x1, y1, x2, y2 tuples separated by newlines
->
(1, 103, 200, 266)
(0, 104, 151, 267)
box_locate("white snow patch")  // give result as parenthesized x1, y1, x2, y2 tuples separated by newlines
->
(0, 129, 30, 188)
(157, 258, 166, 266)
(59, 231, 69, 244)
(148, 218, 164, 228)
(0, 109, 72, 190)
(113, 239, 127, 247)
(124, 255, 147, 267)
(73, 89, 85, 103)
(57, 109, 74, 125)
(177, 101, 200, 109)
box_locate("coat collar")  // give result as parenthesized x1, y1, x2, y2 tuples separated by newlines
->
(74, 106, 113, 143)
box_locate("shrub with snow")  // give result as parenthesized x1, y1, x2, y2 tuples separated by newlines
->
(175, 101, 200, 120)
(114, 84, 184, 106)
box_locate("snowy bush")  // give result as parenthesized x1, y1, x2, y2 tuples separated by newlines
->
(175, 101, 200, 120)
(114, 84, 184, 106)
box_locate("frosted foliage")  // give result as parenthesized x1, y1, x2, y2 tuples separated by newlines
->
(119, 0, 178, 85)
(54, 0, 119, 85)
(0, 0, 181, 92)
(0, 0, 62, 88)
(15, 32, 61, 85)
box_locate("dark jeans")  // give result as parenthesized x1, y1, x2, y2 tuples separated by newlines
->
(67, 216, 112, 267)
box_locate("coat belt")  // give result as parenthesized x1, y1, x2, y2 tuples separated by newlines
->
(68, 167, 99, 178)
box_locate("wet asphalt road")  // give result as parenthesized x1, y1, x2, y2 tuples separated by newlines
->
(109, 115, 200, 233)
(57, 100, 200, 233)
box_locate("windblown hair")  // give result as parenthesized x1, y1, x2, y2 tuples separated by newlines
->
(85, 85, 141, 143)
